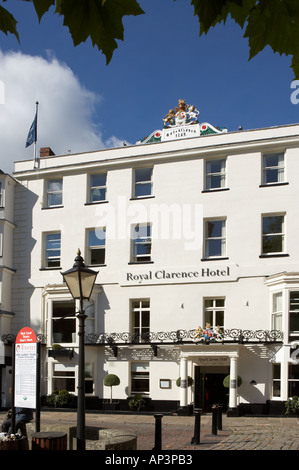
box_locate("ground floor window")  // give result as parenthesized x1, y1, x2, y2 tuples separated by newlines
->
(85, 363, 94, 394)
(288, 364, 299, 397)
(272, 363, 281, 397)
(52, 363, 76, 392)
(131, 362, 149, 394)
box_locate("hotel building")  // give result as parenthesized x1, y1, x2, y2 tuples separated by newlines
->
(2, 102, 299, 415)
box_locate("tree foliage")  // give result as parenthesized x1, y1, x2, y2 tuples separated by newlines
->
(1, 0, 299, 76)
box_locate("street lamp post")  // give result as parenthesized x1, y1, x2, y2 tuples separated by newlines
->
(61, 250, 98, 451)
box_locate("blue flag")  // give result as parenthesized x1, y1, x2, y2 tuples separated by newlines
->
(25, 112, 37, 148)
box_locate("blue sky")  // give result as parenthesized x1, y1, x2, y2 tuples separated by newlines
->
(0, 0, 298, 174)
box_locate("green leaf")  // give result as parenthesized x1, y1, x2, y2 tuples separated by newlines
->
(191, 0, 249, 34)
(32, 0, 55, 21)
(0, 4, 19, 41)
(244, 0, 299, 59)
(55, 0, 144, 64)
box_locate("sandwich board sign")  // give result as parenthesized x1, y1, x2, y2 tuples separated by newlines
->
(14, 327, 37, 408)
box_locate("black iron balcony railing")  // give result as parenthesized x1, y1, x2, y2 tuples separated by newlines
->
(85, 328, 283, 345)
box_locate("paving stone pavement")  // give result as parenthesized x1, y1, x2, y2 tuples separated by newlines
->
(1, 410, 299, 451)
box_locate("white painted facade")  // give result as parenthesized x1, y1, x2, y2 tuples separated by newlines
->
(0, 171, 17, 407)
(5, 121, 299, 414)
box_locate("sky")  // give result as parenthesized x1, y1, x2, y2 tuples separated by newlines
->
(0, 0, 298, 175)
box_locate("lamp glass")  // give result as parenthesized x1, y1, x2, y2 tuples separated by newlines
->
(63, 270, 97, 300)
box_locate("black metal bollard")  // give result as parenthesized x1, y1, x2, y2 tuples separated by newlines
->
(211, 404, 218, 435)
(191, 408, 202, 445)
(216, 404, 223, 431)
(152, 414, 163, 451)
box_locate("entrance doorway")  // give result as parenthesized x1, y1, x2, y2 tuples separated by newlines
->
(194, 366, 229, 412)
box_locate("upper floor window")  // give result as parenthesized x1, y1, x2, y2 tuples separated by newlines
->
(52, 300, 76, 344)
(204, 219, 226, 258)
(87, 228, 106, 265)
(272, 292, 283, 331)
(131, 299, 150, 342)
(205, 159, 226, 190)
(133, 168, 153, 198)
(46, 178, 63, 207)
(204, 298, 225, 330)
(83, 299, 95, 337)
(89, 173, 107, 203)
(289, 292, 299, 341)
(262, 214, 285, 255)
(132, 223, 152, 263)
(262, 152, 285, 185)
(45, 232, 61, 268)
(0, 182, 3, 207)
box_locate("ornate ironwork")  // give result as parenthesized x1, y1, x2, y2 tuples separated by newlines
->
(1, 333, 47, 344)
(86, 328, 283, 345)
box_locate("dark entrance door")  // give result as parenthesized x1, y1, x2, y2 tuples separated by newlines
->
(204, 373, 228, 412)
(194, 367, 228, 412)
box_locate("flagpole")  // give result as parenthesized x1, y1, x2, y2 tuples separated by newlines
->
(34, 101, 39, 168)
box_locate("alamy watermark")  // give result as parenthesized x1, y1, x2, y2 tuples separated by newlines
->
(290, 80, 299, 104)
(0, 80, 4, 105)
(93, 196, 203, 251)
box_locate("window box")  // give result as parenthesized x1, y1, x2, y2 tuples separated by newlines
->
(48, 348, 74, 359)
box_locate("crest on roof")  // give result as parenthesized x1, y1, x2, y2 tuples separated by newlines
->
(137, 99, 227, 144)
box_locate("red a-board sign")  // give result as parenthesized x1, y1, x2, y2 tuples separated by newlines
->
(15, 327, 37, 409)
(16, 327, 37, 344)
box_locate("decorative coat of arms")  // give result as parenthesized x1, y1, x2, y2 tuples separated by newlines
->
(193, 323, 223, 344)
(137, 99, 227, 144)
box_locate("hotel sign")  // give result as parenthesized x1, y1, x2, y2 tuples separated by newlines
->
(122, 265, 237, 286)
(162, 124, 201, 141)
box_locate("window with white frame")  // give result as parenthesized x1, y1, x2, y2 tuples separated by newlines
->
(272, 292, 283, 331)
(204, 219, 226, 258)
(131, 362, 149, 394)
(46, 178, 63, 207)
(272, 363, 281, 397)
(0, 181, 3, 207)
(205, 159, 226, 190)
(87, 228, 106, 265)
(288, 364, 299, 397)
(204, 298, 225, 330)
(133, 168, 153, 198)
(89, 173, 107, 203)
(52, 363, 76, 393)
(52, 300, 76, 344)
(45, 232, 61, 268)
(83, 299, 95, 337)
(262, 214, 285, 255)
(289, 291, 299, 341)
(262, 152, 285, 185)
(131, 299, 150, 342)
(132, 223, 152, 262)
(85, 363, 94, 394)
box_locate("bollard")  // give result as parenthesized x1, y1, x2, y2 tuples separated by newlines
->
(216, 404, 223, 431)
(211, 405, 218, 435)
(191, 408, 202, 445)
(152, 414, 163, 451)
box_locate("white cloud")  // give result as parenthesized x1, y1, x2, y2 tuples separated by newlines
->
(0, 49, 116, 175)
